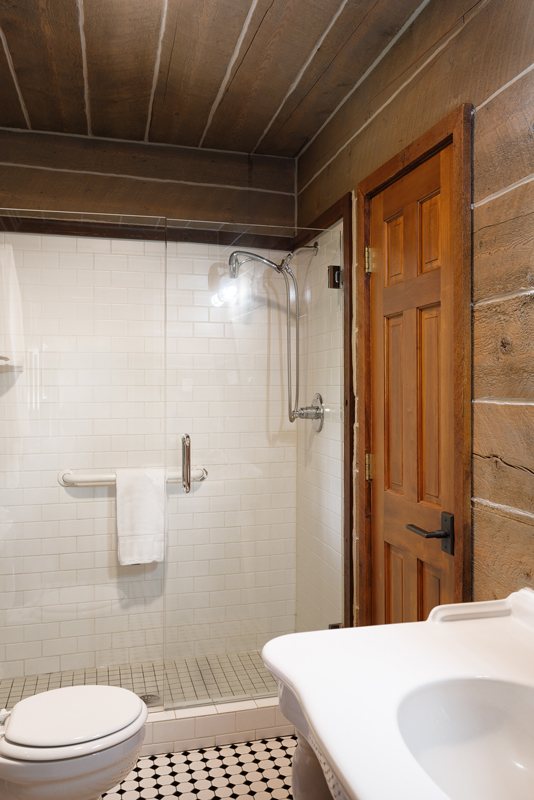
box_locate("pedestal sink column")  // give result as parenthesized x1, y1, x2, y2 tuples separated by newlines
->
(292, 730, 333, 800)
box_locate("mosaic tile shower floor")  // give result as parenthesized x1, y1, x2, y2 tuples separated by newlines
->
(0, 650, 277, 710)
(103, 735, 296, 800)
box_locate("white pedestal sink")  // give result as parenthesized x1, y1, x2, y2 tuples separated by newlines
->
(262, 589, 534, 800)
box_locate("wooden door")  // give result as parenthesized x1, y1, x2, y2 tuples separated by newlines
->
(369, 146, 456, 623)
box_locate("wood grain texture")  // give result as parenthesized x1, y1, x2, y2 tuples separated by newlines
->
(0, 163, 294, 225)
(473, 402, 534, 511)
(357, 106, 472, 622)
(202, 0, 342, 153)
(298, 0, 478, 197)
(148, 0, 252, 146)
(0, 0, 86, 133)
(298, 0, 534, 224)
(473, 181, 534, 302)
(0, 38, 27, 128)
(474, 66, 534, 204)
(473, 454, 534, 518)
(473, 292, 534, 399)
(257, 0, 423, 157)
(473, 506, 534, 601)
(84, 0, 164, 139)
(0, 129, 294, 193)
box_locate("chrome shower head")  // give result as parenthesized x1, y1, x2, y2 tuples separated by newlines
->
(228, 250, 285, 279)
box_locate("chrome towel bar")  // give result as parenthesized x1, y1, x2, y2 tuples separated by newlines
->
(57, 466, 208, 488)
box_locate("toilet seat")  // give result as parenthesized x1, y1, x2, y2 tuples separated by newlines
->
(0, 685, 147, 762)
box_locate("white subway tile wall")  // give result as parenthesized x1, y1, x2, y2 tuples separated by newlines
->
(0, 231, 298, 679)
(295, 225, 344, 632)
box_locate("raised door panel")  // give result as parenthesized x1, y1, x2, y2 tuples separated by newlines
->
(419, 305, 441, 506)
(417, 560, 441, 620)
(385, 314, 404, 494)
(420, 192, 441, 273)
(386, 214, 404, 286)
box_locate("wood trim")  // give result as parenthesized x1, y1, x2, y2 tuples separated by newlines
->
(294, 192, 355, 628)
(0, 214, 293, 251)
(356, 104, 472, 625)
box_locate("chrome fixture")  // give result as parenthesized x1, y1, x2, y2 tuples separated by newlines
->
(294, 392, 324, 432)
(228, 245, 324, 427)
(182, 433, 191, 493)
(57, 466, 208, 488)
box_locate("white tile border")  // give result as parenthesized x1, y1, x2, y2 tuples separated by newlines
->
(141, 695, 294, 755)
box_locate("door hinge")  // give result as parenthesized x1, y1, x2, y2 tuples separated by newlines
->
(364, 246, 371, 274)
(365, 453, 373, 481)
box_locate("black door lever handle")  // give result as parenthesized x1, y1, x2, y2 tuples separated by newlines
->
(406, 524, 447, 539)
(406, 512, 454, 555)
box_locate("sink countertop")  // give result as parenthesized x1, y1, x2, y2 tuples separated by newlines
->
(262, 590, 534, 800)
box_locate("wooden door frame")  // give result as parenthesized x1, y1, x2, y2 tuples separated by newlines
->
(293, 192, 355, 627)
(356, 104, 472, 626)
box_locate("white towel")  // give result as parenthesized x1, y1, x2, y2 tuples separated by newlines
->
(116, 468, 166, 565)
(0, 245, 25, 373)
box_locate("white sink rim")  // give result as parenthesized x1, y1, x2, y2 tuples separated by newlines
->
(262, 588, 534, 800)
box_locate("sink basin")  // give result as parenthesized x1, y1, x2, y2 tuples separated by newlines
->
(398, 678, 534, 800)
(263, 589, 534, 800)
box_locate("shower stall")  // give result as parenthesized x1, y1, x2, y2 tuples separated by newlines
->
(0, 209, 344, 711)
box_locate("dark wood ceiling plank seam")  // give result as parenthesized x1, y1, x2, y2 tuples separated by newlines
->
(144, 0, 168, 142)
(295, 0, 432, 163)
(0, 124, 292, 160)
(0, 25, 31, 129)
(76, 0, 92, 136)
(198, 0, 262, 147)
(0, 160, 294, 195)
(297, 0, 490, 197)
(251, 0, 349, 153)
(475, 60, 534, 111)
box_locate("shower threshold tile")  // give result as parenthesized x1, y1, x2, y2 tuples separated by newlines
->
(3, 649, 277, 710)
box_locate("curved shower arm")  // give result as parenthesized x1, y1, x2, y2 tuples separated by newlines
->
(283, 266, 299, 421)
(227, 248, 304, 424)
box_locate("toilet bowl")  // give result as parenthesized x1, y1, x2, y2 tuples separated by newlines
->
(0, 684, 148, 800)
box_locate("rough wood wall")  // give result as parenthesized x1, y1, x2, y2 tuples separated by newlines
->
(0, 130, 295, 226)
(297, 0, 534, 602)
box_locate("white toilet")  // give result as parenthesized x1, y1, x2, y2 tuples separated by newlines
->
(0, 685, 148, 800)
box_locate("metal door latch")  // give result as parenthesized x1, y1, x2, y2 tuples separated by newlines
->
(406, 512, 454, 555)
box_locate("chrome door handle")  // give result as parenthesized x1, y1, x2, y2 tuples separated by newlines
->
(182, 434, 191, 493)
(406, 512, 454, 555)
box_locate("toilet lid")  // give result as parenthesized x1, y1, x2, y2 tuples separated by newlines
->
(5, 685, 144, 748)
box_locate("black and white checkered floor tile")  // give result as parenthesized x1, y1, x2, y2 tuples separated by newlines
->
(103, 735, 296, 800)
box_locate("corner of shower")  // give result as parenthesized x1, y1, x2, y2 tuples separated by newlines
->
(0, 209, 343, 714)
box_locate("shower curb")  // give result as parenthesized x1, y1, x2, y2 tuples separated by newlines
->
(142, 695, 294, 755)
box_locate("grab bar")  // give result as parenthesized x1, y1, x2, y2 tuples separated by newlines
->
(57, 466, 207, 488)
(182, 433, 191, 494)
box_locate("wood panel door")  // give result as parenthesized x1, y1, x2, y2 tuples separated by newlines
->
(369, 146, 456, 623)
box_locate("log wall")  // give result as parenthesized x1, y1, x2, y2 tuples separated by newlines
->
(0, 129, 295, 226)
(297, 0, 534, 602)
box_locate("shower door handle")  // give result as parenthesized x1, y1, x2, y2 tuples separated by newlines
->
(182, 434, 191, 493)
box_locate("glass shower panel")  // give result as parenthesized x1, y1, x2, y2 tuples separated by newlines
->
(0, 210, 167, 707)
(162, 221, 342, 709)
(295, 223, 344, 633)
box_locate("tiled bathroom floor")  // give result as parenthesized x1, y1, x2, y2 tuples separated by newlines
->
(0, 650, 277, 710)
(103, 735, 296, 800)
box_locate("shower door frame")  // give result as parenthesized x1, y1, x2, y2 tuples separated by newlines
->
(293, 192, 355, 628)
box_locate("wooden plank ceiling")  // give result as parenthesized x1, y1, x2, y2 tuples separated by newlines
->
(0, 0, 423, 158)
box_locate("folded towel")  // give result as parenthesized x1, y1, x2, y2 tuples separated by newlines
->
(0, 245, 25, 373)
(116, 468, 166, 565)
